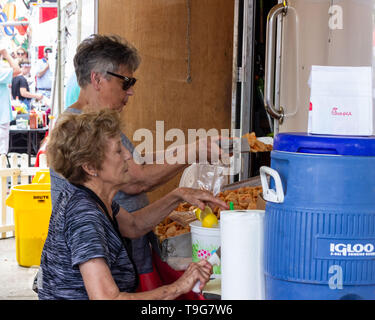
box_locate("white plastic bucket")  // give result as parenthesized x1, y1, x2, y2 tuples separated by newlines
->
(190, 220, 221, 277)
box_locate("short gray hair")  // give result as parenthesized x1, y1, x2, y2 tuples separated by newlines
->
(74, 34, 141, 88)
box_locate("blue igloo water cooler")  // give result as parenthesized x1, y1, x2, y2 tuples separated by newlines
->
(260, 133, 375, 300)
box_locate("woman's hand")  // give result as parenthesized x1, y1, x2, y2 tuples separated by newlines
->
(171, 260, 213, 296)
(175, 187, 229, 211)
(80, 257, 213, 300)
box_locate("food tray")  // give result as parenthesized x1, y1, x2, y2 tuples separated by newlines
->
(156, 175, 265, 261)
(222, 175, 262, 191)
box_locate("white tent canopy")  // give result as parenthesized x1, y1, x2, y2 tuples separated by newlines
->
(31, 17, 57, 46)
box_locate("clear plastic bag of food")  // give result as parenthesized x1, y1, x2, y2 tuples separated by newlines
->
(179, 163, 228, 196)
(195, 163, 228, 196)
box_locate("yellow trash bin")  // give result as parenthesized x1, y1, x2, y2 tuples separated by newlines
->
(31, 169, 51, 184)
(6, 184, 52, 267)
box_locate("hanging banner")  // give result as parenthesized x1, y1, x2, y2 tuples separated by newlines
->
(3, 2, 16, 20)
(0, 11, 14, 36)
(39, 6, 57, 23)
(15, 17, 28, 35)
(31, 17, 56, 46)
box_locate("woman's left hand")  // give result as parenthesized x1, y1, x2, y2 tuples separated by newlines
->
(170, 259, 213, 296)
(175, 187, 229, 211)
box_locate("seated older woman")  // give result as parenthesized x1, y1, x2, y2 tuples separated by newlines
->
(38, 109, 228, 300)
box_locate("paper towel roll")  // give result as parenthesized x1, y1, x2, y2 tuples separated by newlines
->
(220, 210, 265, 300)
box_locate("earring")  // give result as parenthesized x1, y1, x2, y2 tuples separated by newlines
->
(93, 173, 97, 177)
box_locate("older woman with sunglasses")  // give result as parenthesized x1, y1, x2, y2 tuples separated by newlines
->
(39, 110, 227, 300)
(49, 34, 227, 286)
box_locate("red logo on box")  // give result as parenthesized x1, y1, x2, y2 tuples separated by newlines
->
(331, 107, 352, 117)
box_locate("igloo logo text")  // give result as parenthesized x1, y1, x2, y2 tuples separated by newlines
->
(330, 243, 375, 257)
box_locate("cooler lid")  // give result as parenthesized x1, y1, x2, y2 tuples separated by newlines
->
(273, 133, 375, 156)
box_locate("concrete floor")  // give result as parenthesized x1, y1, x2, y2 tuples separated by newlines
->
(0, 237, 38, 300)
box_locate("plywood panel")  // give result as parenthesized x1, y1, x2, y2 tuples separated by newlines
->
(98, 0, 234, 202)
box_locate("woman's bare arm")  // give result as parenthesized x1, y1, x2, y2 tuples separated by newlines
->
(79, 258, 212, 300)
(115, 187, 228, 239)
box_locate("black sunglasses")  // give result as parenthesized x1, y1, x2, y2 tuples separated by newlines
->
(106, 71, 137, 91)
(17, 52, 25, 55)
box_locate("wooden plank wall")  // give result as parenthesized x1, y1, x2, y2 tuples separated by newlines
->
(98, 0, 234, 202)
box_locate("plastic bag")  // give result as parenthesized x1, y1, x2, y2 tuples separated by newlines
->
(179, 163, 228, 196)
(196, 163, 228, 196)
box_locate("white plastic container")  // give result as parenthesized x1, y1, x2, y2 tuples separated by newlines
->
(16, 118, 28, 129)
(189, 220, 221, 277)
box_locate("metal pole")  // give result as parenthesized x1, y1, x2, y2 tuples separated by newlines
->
(53, 0, 62, 119)
(230, 0, 239, 136)
(49, 1, 60, 126)
(58, 0, 64, 116)
(77, 0, 82, 45)
(239, 0, 256, 180)
(94, 0, 98, 34)
(0, 21, 29, 26)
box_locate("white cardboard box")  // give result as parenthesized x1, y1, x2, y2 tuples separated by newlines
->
(308, 66, 374, 136)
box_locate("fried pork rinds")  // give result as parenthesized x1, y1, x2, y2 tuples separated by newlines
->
(242, 132, 273, 152)
(154, 216, 191, 241)
(156, 185, 263, 242)
(175, 202, 192, 212)
(199, 185, 263, 219)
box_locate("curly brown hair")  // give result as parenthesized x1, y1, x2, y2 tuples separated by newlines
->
(47, 109, 122, 184)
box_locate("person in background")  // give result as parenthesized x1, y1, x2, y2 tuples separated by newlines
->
(15, 47, 31, 86)
(11, 59, 43, 110)
(15, 46, 28, 62)
(64, 72, 80, 109)
(36, 46, 53, 98)
(50, 34, 227, 290)
(0, 44, 21, 155)
(38, 109, 226, 300)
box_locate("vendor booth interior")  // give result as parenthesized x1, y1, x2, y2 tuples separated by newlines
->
(2, 0, 375, 301)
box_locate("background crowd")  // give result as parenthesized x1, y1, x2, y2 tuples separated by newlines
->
(0, 41, 52, 156)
